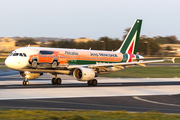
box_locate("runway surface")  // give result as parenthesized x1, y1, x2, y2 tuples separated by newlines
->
(1, 69, 180, 113)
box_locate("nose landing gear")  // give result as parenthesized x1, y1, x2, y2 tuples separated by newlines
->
(22, 71, 29, 85)
(23, 80, 29, 85)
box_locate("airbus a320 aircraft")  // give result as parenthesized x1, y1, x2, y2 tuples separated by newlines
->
(5, 19, 167, 86)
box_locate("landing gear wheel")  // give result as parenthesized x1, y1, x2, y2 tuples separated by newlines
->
(92, 79, 97, 86)
(87, 79, 98, 86)
(52, 78, 56, 85)
(26, 81, 29, 85)
(52, 61, 58, 68)
(56, 78, 62, 85)
(23, 81, 26, 85)
(23, 80, 29, 85)
(32, 60, 37, 68)
(88, 80, 92, 86)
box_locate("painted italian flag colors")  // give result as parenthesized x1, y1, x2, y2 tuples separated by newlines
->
(116, 19, 142, 54)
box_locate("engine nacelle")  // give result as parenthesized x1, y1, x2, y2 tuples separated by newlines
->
(19, 72, 42, 80)
(73, 68, 95, 81)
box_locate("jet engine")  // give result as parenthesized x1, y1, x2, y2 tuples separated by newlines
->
(73, 68, 96, 81)
(19, 71, 43, 80)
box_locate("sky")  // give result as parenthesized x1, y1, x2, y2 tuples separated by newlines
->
(0, 0, 180, 40)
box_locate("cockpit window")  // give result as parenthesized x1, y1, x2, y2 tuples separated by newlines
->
(12, 53, 27, 57)
(13, 53, 19, 56)
(23, 53, 27, 57)
(19, 53, 23, 57)
(10, 53, 13, 56)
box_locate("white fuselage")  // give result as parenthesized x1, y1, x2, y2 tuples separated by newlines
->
(5, 47, 39, 70)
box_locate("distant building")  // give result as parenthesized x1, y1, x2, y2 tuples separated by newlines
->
(160, 44, 180, 56)
(74, 38, 93, 43)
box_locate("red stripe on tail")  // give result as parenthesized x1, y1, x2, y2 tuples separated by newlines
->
(127, 40, 135, 54)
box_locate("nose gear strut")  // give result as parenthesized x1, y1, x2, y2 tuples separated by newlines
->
(23, 71, 29, 85)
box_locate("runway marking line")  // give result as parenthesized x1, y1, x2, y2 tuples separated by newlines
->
(133, 96, 180, 107)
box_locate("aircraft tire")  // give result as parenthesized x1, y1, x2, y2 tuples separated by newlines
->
(26, 81, 29, 85)
(56, 78, 62, 85)
(23, 81, 29, 85)
(52, 78, 56, 85)
(52, 61, 58, 68)
(92, 79, 98, 86)
(87, 80, 92, 86)
(23, 81, 26, 85)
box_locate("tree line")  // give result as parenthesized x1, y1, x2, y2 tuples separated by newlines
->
(15, 33, 179, 56)
(48, 36, 161, 55)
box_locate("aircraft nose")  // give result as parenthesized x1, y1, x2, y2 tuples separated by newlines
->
(5, 57, 14, 69)
(5, 56, 29, 69)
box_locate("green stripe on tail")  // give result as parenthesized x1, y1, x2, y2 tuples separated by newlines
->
(116, 19, 142, 54)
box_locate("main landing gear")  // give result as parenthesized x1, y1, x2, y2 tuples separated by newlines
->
(87, 79, 98, 86)
(51, 78, 62, 85)
(51, 74, 62, 85)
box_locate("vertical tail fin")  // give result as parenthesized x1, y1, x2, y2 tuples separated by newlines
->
(116, 19, 142, 54)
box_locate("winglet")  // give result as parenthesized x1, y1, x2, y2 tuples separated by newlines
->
(172, 57, 175, 63)
(164, 57, 176, 63)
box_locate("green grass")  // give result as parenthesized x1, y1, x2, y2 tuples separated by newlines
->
(173, 58, 180, 63)
(0, 58, 5, 62)
(0, 110, 180, 120)
(99, 66, 180, 78)
(0, 66, 7, 69)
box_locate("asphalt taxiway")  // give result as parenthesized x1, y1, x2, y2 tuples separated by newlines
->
(1, 69, 180, 113)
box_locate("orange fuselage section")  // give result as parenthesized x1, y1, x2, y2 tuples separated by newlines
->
(29, 51, 61, 63)
(29, 49, 124, 65)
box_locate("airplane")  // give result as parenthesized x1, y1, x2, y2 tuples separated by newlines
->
(5, 19, 169, 86)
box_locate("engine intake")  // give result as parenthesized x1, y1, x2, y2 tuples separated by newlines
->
(73, 68, 95, 81)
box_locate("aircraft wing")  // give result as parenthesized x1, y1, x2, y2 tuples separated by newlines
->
(17, 59, 172, 75)
(87, 59, 165, 68)
(67, 58, 174, 70)
(132, 57, 175, 63)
